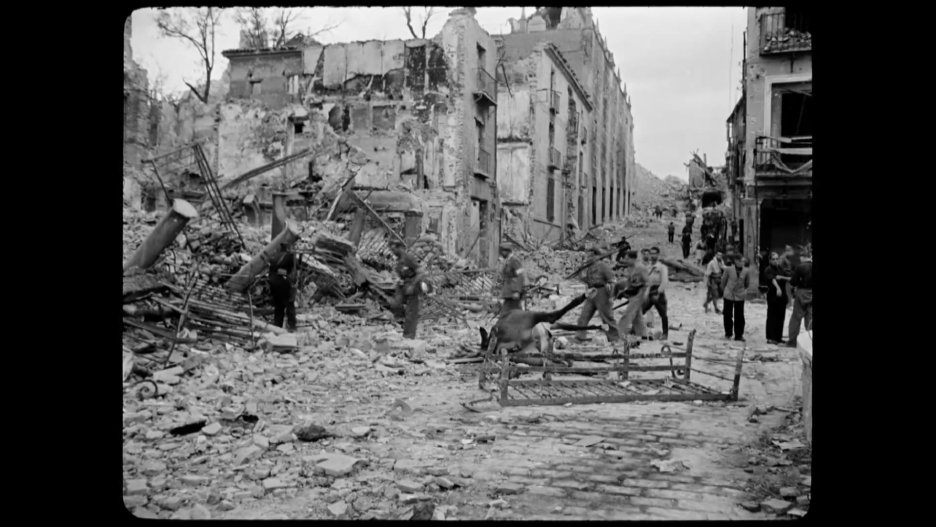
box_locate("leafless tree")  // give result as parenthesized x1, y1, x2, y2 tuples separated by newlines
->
(271, 8, 341, 47)
(155, 7, 223, 104)
(233, 7, 268, 49)
(402, 7, 438, 39)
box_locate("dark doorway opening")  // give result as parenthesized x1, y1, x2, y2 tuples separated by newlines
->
(759, 199, 811, 256)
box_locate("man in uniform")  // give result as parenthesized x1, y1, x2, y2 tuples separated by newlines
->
(786, 251, 813, 347)
(498, 243, 527, 314)
(667, 221, 676, 243)
(643, 247, 670, 340)
(269, 242, 298, 332)
(390, 240, 426, 339)
(615, 250, 650, 339)
(576, 246, 620, 343)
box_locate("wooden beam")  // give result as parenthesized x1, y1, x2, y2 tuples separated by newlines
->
(123, 200, 198, 272)
(226, 221, 301, 293)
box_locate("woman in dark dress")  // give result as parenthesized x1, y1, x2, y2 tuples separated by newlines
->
(764, 252, 788, 344)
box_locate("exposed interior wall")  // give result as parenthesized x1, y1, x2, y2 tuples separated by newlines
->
(216, 8, 500, 266)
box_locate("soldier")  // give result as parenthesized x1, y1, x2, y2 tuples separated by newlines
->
(575, 246, 620, 343)
(390, 240, 426, 339)
(681, 228, 692, 259)
(667, 221, 676, 243)
(614, 250, 650, 339)
(269, 242, 298, 332)
(498, 243, 527, 315)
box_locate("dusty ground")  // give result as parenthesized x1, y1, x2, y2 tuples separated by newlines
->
(123, 214, 810, 520)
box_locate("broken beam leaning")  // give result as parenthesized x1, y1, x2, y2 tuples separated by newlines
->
(226, 221, 301, 293)
(123, 200, 199, 272)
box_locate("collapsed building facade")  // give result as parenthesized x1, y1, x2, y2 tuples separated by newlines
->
(493, 7, 636, 243)
(727, 7, 812, 259)
(217, 8, 502, 266)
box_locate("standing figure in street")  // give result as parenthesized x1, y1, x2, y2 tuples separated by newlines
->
(390, 240, 426, 339)
(643, 247, 670, 340)
(686, 211, 695, 232)
(703, 251, 725, 314)
(681, 228, 692, 259)
(667, 221, 676, 243)
(720, 254, 752, 341)
(757, 248, 771, 298)
(576, 246, 620, 343)
(764, 252, 788, 344)
(269, 242, 298, 332)
(615, 250, 650, 339)
(786, 251, 813, 347)
(778, 245, 797, 309)
(498, 243, 527, 315)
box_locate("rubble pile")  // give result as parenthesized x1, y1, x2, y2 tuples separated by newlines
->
(634, 163, 688, 213)
(122, 308, 484, 519)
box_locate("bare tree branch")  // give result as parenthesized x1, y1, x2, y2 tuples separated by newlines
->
(401, 6, 439, 39)
(421, 7, 437, 39)
(271, 8, 303, 47)
(233, 7, 268, 49)
(308, 20, 342, 38)
(402, 7, 418, 39)
(155, 7, 222, 104)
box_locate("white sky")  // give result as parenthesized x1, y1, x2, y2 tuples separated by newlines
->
(131, 7, 746, 182)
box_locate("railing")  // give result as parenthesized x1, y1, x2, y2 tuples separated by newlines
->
(549, 90, 560, 113)
(476, 147, 491, 177)
(548, 147, 562, 169)
(760, 10, 812, 55)
(754, 136, 813, 175)
(475, 68, 496, 103)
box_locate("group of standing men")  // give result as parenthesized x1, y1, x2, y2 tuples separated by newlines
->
(568, 236, 670, 344)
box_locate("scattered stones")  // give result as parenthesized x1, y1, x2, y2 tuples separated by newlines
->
(180, 475, 210, 487)
(779, 487, 798, 499)
(315, 453, 362, 477)
(495, 482, 524, 495)
(125, 479, 148, 495)
(328, 501, 349, 518)
(351, 426, 372, 437)
(434, 477, 455, 489)
(189, 504, 212, 520)
(740, 501, 761, 512)
(787, 509, 807, 518)
(202, 423, 222, 436)
(761, 498, 793, 512)
(141, 460, 167, 475)
(396, 479, 424, 493)
(262, 477, 289, 490)
(489, 498, 509, 509)
(253, 434, 270, 450)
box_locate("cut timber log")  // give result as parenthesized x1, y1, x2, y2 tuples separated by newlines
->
(123, 200, 198, 272)
(226, 221, 301, 293)
(660, 258, 705, 277)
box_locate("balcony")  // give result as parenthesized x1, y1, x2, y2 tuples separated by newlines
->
(549, 90, 560, 114)
(754, 136, 812, 178)
(548, 147, 562, 169)
(474, 68, 497, 106)
(475, 147, 492, 178)
(760, 10, 812, 55)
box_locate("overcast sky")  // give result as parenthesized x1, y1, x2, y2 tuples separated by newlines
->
(131, 7, 746, 181)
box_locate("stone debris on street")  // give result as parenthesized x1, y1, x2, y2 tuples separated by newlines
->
(125, 6, 811, 521)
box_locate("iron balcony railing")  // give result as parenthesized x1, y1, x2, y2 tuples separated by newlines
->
(754, 136, 813, 176)
(548, 146, 562, 169)
(760, 10, 812, 55)
(475, 68, 496, 104)
(476, 147, 491, 177)
(549, 90, 560, 113)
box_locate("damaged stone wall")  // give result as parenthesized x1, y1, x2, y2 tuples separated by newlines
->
(124, 17, 151, 170)
(495, 41, 591, 244)
(217, 8, 500, 265)
(499, 7, 636, 229)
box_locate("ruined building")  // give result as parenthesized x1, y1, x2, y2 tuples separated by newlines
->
(219, 8, 502, 266)
(727, 7, 812, 259)
(494, 7, 635, 241)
